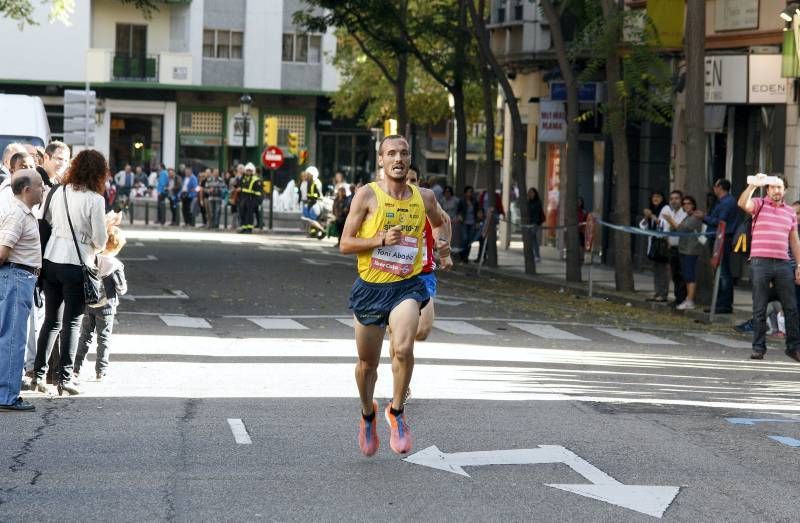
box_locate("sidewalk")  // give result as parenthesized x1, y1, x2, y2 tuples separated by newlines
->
(460, 238, 753, 326)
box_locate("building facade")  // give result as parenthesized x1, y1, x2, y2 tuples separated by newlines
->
(0, 0, 373, 187)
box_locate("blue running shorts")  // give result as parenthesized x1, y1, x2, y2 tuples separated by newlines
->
(348, 276, 430, 328)
(419, 271, 437, 298)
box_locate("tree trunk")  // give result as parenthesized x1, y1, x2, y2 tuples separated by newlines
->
(396, 51, 408, 136)
(541, 0, 581, 282)
(684, 0, 711, 305)
(602, 0, 635, 291)
(466, 0, 533, 273)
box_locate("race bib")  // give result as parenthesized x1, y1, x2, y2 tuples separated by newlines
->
(370, 235, 419, 276)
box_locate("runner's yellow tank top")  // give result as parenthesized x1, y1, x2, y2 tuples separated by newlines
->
(357, 182, 426, 283)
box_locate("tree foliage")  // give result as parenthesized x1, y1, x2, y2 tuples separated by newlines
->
(571, 6, 673, 128)
(1, 0, 159, 27)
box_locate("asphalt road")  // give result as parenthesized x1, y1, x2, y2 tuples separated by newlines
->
(2, 228, 800, 521)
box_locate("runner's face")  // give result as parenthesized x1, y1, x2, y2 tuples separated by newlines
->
(379, 138, 410, 181)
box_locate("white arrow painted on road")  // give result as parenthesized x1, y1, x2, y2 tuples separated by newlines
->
(404, 445, 680, 518)
(120, 255, 158, 261)
(122, 290, 189, 301)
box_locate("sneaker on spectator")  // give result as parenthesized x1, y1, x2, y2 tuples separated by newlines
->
(676, 300, 695, 310)
(734, 319, 754, 333)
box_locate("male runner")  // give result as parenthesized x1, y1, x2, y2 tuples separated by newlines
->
(388, 167, 451, 404)
(340, 135, 452, 456)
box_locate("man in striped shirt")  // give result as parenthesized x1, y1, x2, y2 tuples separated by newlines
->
(738, 173, 800, 362)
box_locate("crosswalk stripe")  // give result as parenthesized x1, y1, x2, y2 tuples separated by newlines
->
(159, 315, 211, 329)
(687, 333, 751, 349)
(338, 318, 355, 328)
(248, 318, 308, 330)
(435, 320, 494, 336)
(596, 327, 680, 345)
(509, 322, 589, 340)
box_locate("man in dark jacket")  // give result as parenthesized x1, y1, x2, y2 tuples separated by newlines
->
(696, 179, 738, 313)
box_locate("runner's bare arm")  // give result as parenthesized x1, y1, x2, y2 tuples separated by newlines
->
(339, 187, 396, 254)
(421, 189, 453, 269)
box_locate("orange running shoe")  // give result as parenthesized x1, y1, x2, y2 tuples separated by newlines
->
(384, 403, 413, 454)
(357, 400, 379, 457)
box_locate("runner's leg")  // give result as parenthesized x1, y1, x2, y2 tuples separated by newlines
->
(387, 299, 421, 410)
(416, 299, 434, 341)
(354, 318, 385, 415)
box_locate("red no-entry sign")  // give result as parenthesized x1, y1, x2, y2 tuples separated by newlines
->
(262, 146, 284, 170)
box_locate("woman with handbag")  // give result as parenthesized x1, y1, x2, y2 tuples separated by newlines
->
(640, 191, 669, 302)
(31, 150, 109, 396)
(675, 196, 704, 310)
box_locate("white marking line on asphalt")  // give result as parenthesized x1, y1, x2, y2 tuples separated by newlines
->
(435, 320, 494, 336)
(120, 255, 158, 261)
(227, 418, 252, 444)
(338, 318, 355, 328)
(509, 323, 589, 341)
(159, 315, 212, 329)
(133, 242, 145, 247)
(248, 318, 308, 330)
(687, 333, 751, 349)
(258, 246, 301, 253)
(123, 290, 189, 301)
(596, 328, 680, 345)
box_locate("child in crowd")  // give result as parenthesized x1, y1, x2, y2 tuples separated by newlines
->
(74, 226, 128, 382)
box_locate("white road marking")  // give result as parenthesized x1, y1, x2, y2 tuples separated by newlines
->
(123, 290, 188, 301)
(435, 320, 494, 336)
(337, 318, 355, 328)
(509, 323, 589, 341)
(436, 298, 465, 306)
(597, 328, 680, 345)
(301, 257, 351, 267)
(159, 315, 211, 329)
(404, 445, 680, 518)
(120, 255, 158, 261)
(226, 418, 252, 444)
(687, 333, 751, 349)
(248, 318, 308, 330)
(437, 294, 492, 304)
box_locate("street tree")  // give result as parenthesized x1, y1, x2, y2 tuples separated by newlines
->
(571, 2, 673, 292)
(539, 0, 582, 281)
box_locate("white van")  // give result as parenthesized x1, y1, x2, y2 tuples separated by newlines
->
(0, 94, 51, 154)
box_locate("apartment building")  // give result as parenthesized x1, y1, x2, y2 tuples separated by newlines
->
(0, 0, 374, 186)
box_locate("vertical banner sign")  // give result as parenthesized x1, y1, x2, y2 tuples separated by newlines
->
(538, 101, 567, 143)
(647, 0, 685, 48)
(710, 221, 726, 269)
(705, 56, 747, 103)
(749, 55, 789, 104)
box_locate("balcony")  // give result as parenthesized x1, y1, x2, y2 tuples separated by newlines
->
(113, 54, 158, 82)
(87, 49, 193, 85)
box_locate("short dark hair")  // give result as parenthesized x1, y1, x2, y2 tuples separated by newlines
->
(11, 173, 33, 195)
(45, 141, 69, 157)
(378, 134, 408, 155)
(408, 163, 419, 173)
(10, 152, 33, 169)
(682, 195, 697, 207)
(713, 178, 731, 192)
(771, 173, 788, 190)
(670, 190, 683, 198)
(792, 200, 800, 206)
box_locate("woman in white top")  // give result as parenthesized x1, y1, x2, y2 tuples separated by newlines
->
(31, 150, 109, 396)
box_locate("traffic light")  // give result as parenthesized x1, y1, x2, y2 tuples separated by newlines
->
(384, 119, 398, 137)
(494, 134, 504, 160)
(287, 132, 299, 155)
(264, 117, 278, 146)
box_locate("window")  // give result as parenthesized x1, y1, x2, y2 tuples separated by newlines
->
(309, 35, 322, 63)
(202, 29, 244, 60)
(282, 34, 294, 61)
(495, 0, 507, 23)
(202, 30, 215, 58)
(282, 33, 323, 63)
(513, 0, 523, 20)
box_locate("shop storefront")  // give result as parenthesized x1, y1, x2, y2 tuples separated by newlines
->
(177, 107, 225, 172)
(109, 113, 163, 172)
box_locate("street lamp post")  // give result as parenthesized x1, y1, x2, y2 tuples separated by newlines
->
(240, 94, 252, 164)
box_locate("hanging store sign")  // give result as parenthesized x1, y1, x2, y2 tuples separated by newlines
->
(538, 101, 567, 143)
(714, 0, 758, 32)
(705, 55, 747, 104)
(227, 106, 259, 147)
(749, 55, 789, 104)
(550, 82, 600, 103)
